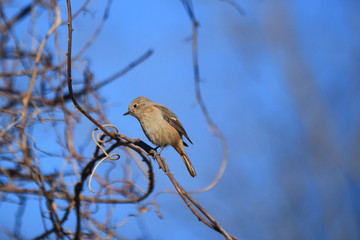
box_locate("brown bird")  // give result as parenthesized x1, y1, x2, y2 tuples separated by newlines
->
(124, 97, 196, 177)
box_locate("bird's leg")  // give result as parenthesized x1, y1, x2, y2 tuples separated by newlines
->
(153, 146, 165, 155)
(150, 146, 160, 157)
(152, 146, 166, 172)
(158, 146, 165, 155)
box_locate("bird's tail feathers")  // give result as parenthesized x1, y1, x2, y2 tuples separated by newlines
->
(181, 154, 196, 177)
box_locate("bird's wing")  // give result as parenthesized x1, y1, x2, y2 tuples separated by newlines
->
(154, 104, 193, 144)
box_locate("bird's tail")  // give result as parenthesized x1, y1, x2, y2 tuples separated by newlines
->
(181, 154, 196, 177)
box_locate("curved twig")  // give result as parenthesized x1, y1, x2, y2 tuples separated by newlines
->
(21, 1, 62, 165)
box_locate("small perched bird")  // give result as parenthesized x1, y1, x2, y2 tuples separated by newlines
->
(124, 97, 196, 177)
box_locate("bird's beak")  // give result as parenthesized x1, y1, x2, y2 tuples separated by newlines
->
(123, 111, 130, 116)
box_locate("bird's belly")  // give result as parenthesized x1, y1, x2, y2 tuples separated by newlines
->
(140, 118, 179, 147)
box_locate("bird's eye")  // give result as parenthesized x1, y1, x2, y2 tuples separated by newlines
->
(133, 104, 138, 108)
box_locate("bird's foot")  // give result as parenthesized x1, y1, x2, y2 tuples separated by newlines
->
(149, 149, 158, 158)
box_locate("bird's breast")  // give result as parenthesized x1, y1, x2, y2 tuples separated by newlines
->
(139, 107, 180, 147)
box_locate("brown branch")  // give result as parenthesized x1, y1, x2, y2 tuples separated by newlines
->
(155, 156, 237, 239)
(20, 1, 62, 167)
(66, 0, 119, 140)
(66, 3, 157, 233)
(0, 48, 153, 111)
(72, 133, 154, 239)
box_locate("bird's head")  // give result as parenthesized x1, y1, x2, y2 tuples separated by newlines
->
(123, 96, 152, 119)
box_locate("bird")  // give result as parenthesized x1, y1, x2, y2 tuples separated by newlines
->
(123, 96, 196, 177)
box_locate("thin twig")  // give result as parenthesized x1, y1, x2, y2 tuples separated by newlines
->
(20, 1, 62, 165)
